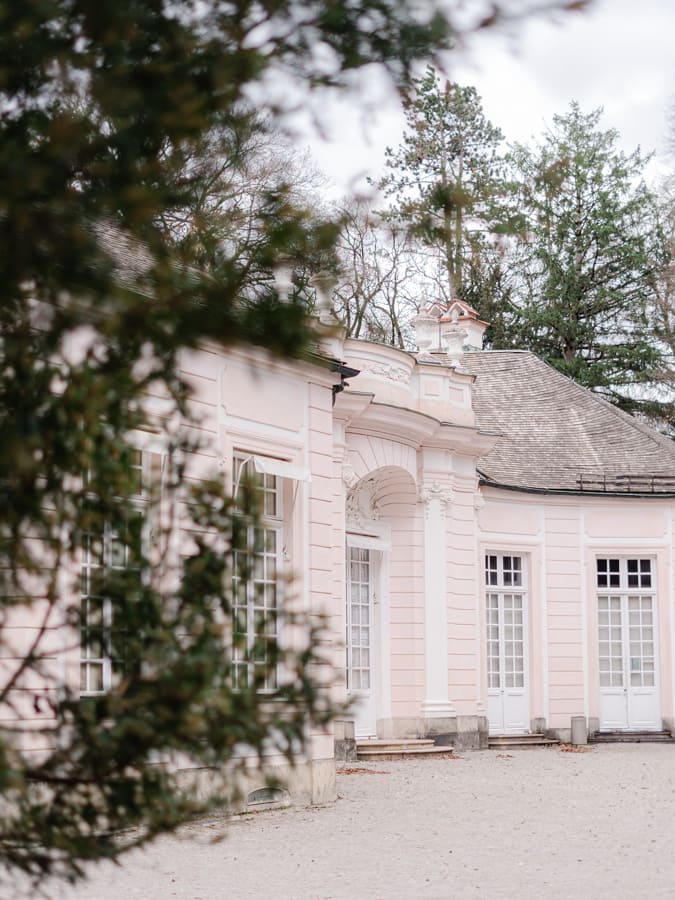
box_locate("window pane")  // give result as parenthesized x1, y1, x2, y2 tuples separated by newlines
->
(89, 664, 103, 693)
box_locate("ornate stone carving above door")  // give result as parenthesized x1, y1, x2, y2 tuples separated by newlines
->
(346, 475, 381, 529)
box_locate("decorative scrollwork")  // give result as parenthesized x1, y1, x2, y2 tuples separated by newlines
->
(359, 362, 410, 384)
(418, 481, 452, 519)
(341, 463, 359, 490)
(346, 476, 381, 528)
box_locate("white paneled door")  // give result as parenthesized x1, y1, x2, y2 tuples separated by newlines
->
(346, 546, 377, 737)
(597, 558, 660, 731)
(485, 554, 530, 735)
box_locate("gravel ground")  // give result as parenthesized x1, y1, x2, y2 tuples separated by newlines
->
(9, 744, 675, 900)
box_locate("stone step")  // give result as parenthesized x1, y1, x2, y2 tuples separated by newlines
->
(356, 738, 455, 760)
(356, 745, 456, 760)
(488, 733, 559, 749)
(589, 731, 675, 744)
(356, 738, 436, 751)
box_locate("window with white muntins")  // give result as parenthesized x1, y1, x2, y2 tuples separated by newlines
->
(346, 546, 371, 691)
(79, 448, 148, 696)
(597, 558, 656, 689)
(485, 554, 526, 690)
(232, 455, 284, 691)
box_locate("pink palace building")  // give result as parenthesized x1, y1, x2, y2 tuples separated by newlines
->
(171, 294, 675, 800)
(12, 289, 675, 808)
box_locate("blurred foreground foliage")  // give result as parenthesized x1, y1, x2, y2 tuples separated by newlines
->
(0, 0, 587, 885)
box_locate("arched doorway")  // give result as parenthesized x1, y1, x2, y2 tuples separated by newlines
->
(344, 464, 419, 738)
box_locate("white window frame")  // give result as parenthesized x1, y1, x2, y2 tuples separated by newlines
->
(484, 553, 528, 691)
(232, 453, 294, 692)
(596, 556, 658, 690)
(79, 448, 150, 697)
(344, 528, 392, 728)
(345, 545, 372, 692)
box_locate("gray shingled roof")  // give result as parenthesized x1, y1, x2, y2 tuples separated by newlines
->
(461, 351, 675, 493)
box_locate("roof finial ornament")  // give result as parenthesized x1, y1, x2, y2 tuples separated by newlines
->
(310, 270, 338, 327)
(273, 259, 294, 303)
(413, 297, 489, 361)
(440, 309, 468, 367)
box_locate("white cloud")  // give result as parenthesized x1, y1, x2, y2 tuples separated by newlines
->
(303, 0, 675, 195)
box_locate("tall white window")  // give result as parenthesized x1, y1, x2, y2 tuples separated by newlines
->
(232, 455, 283, 691)
(80, 449, 147, 696)
(485, 554, 526, 690)
(597, 558, 655, 689)
(346, 546, 371, 691)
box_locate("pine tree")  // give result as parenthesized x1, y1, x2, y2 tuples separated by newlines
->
(378, 68, 508, 300)
(511, 102, 669, 414)
(0, 1, 599, 881)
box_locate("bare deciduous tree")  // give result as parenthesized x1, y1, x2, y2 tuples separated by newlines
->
(333, 202, 440, 348)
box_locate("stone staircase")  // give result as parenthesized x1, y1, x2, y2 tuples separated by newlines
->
(488, 733, 559, 750)
(589, 730, 675, 744)
(356, 738, 456, 760)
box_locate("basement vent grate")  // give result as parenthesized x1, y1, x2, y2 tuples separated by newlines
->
(247, 787, 287, 806)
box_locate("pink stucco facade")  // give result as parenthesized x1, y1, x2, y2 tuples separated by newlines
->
(6, 308, 675, 806)
(330, 317, 675, 749)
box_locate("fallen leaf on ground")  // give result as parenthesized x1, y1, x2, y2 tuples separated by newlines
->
(559, 743, 593, 753)
(336, 767, 390, 775)
(496, 753, 513, 759)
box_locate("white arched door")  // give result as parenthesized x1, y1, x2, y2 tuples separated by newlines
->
(345, 534, 390, 739)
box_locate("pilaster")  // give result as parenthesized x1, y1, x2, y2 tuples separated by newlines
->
(419, 481, 456, 719)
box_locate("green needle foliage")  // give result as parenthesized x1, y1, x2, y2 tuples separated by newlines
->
(0, 0, 591, 884)
(378, 67, 508, 298)
(510, 103, 670, 415)
(0, 0, 458, 884)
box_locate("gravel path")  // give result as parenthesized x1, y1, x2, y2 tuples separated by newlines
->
(12, 744, 675, 900)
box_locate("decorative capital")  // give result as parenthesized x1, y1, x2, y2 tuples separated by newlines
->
(473, 492, 485, 512)
(418, 481, 453, 519)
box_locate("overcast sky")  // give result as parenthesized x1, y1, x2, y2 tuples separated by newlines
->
(299, 0, 675, 198)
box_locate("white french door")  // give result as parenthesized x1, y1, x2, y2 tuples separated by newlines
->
(597, 558, 660, 731)
(485, 554, 530, 735)
(346, 546, 377, 737)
